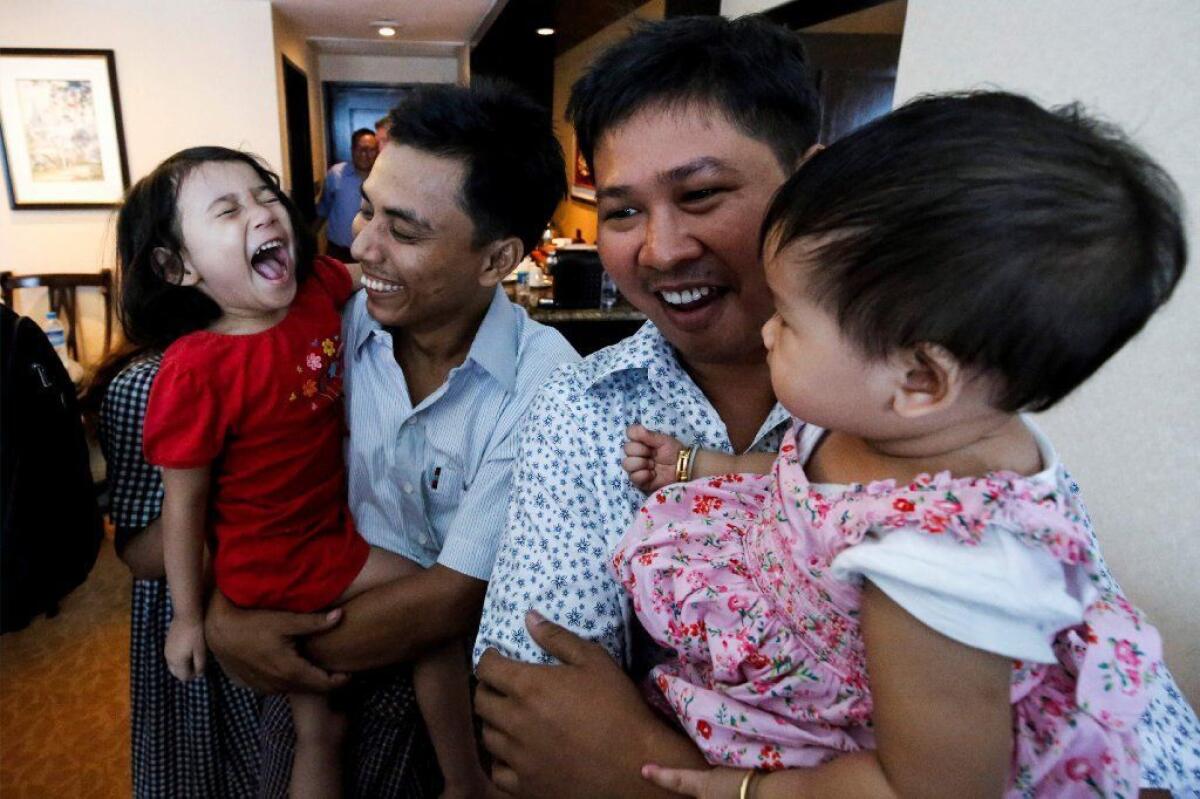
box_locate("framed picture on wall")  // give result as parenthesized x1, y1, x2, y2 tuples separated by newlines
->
(0, 48, 130, 209)
(570, 134, 595, 203)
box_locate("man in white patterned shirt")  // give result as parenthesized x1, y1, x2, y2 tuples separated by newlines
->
(474, 15, 1199, 799)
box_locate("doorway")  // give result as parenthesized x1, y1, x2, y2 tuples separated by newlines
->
(282, 56, 315, 223)
(323, 82, 413, 167)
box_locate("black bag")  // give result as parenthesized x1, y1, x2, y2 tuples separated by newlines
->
(1, 305, 102, 633)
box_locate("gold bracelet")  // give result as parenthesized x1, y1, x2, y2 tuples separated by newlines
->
(738, 769, 759, 799)
(675, 444, 698, 483)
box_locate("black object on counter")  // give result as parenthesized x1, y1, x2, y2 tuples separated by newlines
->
(551, 246, 605, 309)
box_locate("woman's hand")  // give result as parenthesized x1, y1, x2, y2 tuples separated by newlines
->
(624, 424, 686, 492)
(165, 617, 206, 681)
(640, 764, 749, 799)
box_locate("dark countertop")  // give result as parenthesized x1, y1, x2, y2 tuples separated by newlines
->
(528, 307, 647, 323)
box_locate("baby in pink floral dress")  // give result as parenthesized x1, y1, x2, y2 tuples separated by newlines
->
(614, 93, 1185, 798)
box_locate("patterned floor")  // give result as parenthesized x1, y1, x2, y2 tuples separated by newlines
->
(0, 541, 131, 797)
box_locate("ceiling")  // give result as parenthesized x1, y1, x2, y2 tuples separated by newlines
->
(270, 0, 503, 52)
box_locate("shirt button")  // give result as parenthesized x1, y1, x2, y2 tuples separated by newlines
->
(403, 482, 414, 494)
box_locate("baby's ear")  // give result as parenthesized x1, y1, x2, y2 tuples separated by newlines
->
(153, 247, 199, 287)
(890, 342, 962, 418)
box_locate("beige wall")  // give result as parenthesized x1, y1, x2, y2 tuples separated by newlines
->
(896, 0, 1200, 704)
(273, 7, 325, 195)
(317, 53, 460, 85)
(550, 0, 666, 244)
(0, 0, 283, 364)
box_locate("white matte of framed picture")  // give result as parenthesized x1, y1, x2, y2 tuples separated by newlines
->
(0, 48, 130, 209)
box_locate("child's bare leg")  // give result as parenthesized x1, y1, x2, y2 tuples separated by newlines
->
(289, 692, 348, 799)
(342, 548, 489, 796)
(414, 640, 491, 798)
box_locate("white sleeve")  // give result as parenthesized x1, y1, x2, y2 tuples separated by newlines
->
(830, 526, 1095, 663)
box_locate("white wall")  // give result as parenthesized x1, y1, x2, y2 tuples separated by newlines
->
(896, 0, 1200, 704)
(317, 53, 460, 85)
(722, 0, 908, 33)
(720, 0, 784, 16)
(0, 0, 283, 362)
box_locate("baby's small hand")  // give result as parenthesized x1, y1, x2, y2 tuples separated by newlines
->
(641, 763, 750, 799)
(623, 424, 685, 493)
(165, 617, 207, 682)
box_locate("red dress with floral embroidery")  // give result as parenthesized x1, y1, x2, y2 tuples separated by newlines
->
(611, 422, 1161, 797)
(144, 257, 368, 612)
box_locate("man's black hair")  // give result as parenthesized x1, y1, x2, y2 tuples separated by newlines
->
(351, 128, 376, 148)
(115, 147, 315, 351)
(762, 91, 1187, 412)
(566, 14, 820, 173)
(387, 81, 566, 255)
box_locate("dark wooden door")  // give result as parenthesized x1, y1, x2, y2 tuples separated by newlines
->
(799, 34, 901, 144)
(282, 56, 315, 223)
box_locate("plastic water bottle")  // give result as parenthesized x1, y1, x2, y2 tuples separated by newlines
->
(44, 311, 69, 362)
(515, 270, 531, 308)
(599, 271, 618, 310)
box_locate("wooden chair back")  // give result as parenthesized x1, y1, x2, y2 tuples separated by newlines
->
(0, 270, 114, 363)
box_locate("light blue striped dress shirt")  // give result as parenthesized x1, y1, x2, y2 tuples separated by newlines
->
(343, 285, 579, 580)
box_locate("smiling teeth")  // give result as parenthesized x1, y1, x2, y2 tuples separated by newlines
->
(660, 286, 714, 306)
(254, 240, 283, 258)
(363, 275, 403, 293)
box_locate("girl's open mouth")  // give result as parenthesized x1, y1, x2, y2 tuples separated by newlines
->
(250, 239, 292, 281)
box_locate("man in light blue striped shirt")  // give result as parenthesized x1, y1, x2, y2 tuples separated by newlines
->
(205, 82, 578, 796)
(342, 279, 577, 582)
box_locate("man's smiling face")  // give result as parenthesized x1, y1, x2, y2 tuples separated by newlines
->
(350, 144, 488, 332)
(593, 102, 788, 368)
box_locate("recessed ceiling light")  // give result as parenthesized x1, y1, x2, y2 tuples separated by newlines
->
(371, 19, 401, 37)
(536, 27, 555, 36)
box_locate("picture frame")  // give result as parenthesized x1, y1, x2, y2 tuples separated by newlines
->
(569, 133, 595, 203)
(0, 48, 130, 209)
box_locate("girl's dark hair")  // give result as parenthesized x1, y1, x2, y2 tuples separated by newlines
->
(116, 146, 313, 352)
(762, 91, 1187, 412)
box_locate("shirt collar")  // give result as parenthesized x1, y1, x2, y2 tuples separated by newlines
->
(461, 285, 519, 391)
(351, 285, 518, 391)
(582, 320, 676, 389)
(583, 320, 791, 451)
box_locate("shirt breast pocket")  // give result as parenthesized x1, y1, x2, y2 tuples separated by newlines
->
(422, 460, 465, 549)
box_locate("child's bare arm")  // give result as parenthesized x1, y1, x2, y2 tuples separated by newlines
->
(162, 466, 211, 681)
(641, 581, 1012, 799)
(623, 425, 776, 493)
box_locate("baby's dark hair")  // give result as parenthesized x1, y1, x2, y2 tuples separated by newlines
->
(115, 146, 314, 350)
(762, 91, 1186, 412)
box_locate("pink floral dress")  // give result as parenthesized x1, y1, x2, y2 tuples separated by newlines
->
(611, 423, 1161, 797)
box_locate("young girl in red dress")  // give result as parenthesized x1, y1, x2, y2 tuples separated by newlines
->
(123, 147, 488, 798)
